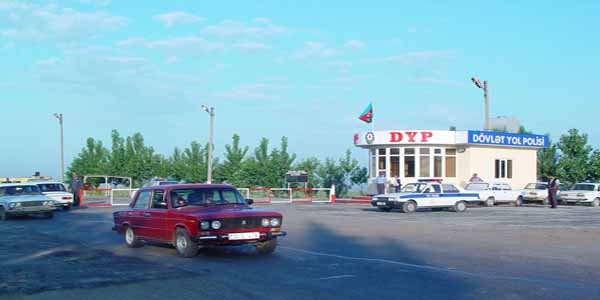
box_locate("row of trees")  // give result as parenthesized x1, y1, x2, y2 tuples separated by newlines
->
(67, 130, 368, 197)
(537, 128, 600, 185)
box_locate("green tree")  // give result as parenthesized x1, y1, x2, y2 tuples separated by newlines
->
(350, 166, 369, 194)
(216, 134, 248, 186)
(66, 137, 110, 182)
(317, 150, 361, 197)
(169, 148, 187, 181)
(181, 141, 208, 183)
(109, 130, 127, 175)
(122, 133, 162, 186)
(556, 129, 592, 185)
(537, 135, 558, 181)
(269, 137, 297, 187)
(588, 150, 600, 182)
(294, 157, 321, 188)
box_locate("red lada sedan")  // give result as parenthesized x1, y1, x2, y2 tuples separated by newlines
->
(113, 184, 286, 257)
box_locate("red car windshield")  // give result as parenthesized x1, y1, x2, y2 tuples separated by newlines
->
(170, 188, 246, 208)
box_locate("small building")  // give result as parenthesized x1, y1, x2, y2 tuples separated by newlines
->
(354, 130, 548, 194)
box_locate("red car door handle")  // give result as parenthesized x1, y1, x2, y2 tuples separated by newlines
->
(143, 213, 151, 217)
(127, 212, 133, 216)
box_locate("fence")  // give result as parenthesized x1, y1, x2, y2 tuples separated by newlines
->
(238, 187, 335, 204)
(82, 186, 335, 207)
(81, 188, 138, 207)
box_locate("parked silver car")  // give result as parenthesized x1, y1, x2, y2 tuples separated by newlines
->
(0, 183, 56, 220)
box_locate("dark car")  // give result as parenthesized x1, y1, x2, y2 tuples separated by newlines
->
(113, 184, 286, 257)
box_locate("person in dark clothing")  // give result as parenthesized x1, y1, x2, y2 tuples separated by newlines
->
(71, 172, 83, 207)
(394, 177, 402, 193)
(547, 175, 559, 208)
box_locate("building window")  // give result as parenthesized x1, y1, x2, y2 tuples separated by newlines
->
(419, 148, 430, 177)
(390, 148, 400, 177)
(404, 148, 415, 177)
(495, 159, 513, 179)
(434, 148, 442, 177)
(445, 148, 456, 178)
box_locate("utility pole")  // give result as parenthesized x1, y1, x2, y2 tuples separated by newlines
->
(471, 77, 491, 130)
(53, 113, 64, 182)
(201, 105, 215, 183)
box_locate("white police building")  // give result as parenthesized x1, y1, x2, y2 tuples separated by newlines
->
(354, 130, 548, 194)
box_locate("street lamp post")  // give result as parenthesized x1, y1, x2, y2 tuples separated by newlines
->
(471, 77, 490, 131)
(201, 105, 215, 184)
(53, 113, 64, 182)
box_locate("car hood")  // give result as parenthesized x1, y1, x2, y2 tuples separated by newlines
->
(175, 205, 282, 219)
(0, 194, 53, 203)
(374, 192, 418, 198)
(563, 190, 594, 194)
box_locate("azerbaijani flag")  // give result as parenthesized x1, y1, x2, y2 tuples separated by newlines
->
(358, 102, 373, 123)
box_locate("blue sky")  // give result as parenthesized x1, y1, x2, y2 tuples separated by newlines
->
(1, 0, 599, 179)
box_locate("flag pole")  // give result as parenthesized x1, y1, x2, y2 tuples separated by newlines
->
(371, 102, 375, 132)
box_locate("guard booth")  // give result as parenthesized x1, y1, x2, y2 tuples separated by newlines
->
(354, 130, 548, 195)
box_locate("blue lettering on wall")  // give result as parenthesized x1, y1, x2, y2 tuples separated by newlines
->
(468, 131, 548, 148)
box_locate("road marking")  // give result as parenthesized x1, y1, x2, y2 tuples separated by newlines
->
(318, 275, 356, 280)
(279, 246, 600, 290)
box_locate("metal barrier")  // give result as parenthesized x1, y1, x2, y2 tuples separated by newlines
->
(239, 187, 333, 204)
(81, 189, 112, 206)
(110, 188, 138, 206)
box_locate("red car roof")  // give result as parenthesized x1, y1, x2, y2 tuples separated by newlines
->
(143, 183, 236, 190)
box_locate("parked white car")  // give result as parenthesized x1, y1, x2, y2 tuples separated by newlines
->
(520, 182, 551, 205)
(0, 183, 55, 220)
(559, 183, 600, 207)
(35, 182, 74, 210)
(371, 182, 480, 213)
(464, 182, 523, 206)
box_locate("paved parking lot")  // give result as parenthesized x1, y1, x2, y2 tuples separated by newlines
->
(1, 203, 599, 300)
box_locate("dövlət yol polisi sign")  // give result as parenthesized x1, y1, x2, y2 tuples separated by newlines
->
(467, 130, 548, 148)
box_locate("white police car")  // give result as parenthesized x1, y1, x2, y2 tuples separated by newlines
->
(371, 182, 480, 213)
(559, 183, 600, 207)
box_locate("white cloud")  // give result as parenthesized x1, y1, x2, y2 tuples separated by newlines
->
(118, 36, 223, 53)
(294, 41, 339, 59)
(31, 47, 204, 109)
(253, 17, 271, 23)
(234, 42, 271, 51)
(153, 11, 203, 27)
(327, 61, 352, 70)
(344, 39, 365, 50)
(213, 83, 288, 101)
(79, 0, 111, 5)
(0, 2, 127, 41)
(35, 57, 60, 66)
(407, 76, 464, 87)
(202, 20, 286, 39)
(369, 50, 454, 64)
(165, 56, 180, 64)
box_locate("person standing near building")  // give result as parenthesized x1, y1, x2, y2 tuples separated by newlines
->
(393, 176, 402, 193)
(469, 173, 483, 183)
(376, 171, 386, 195)
(547, 175, 559, 208)
(71, 172, 83, 207)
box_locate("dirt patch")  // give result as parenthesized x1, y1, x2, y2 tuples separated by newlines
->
(0, 226, 204, 295)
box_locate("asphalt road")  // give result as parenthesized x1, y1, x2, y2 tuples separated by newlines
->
(1, 203, 600, 300)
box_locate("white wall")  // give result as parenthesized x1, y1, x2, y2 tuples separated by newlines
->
(457, 146, 537, 189)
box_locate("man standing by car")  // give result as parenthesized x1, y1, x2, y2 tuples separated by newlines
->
(376, 171, 386, 195)
(71, 172, 83, 207)
(469, 173, 483, 183)
(547, 175, 560, 208)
